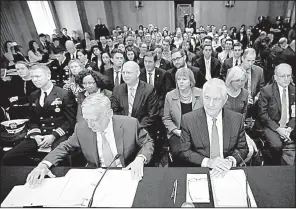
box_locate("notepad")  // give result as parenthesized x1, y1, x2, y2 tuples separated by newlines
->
(210, 169, 257, 207)
(186, 174, 210, 203)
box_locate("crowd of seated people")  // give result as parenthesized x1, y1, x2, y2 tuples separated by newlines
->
(0, 15, 295, 171)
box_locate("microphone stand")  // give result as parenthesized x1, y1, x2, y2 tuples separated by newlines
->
(87, 154, 121, 207)
(234, 150, 251, 208)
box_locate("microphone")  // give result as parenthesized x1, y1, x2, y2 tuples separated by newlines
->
(87, 154, 121, 207)
(233, 150, 251, 208)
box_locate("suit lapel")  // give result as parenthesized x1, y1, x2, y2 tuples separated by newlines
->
(132, 81, 144, 116)
(273, 83, 281, 112)
(112, 117, 125, 166)
(123, 84, 129, 115)
(140, 69, 147, 83)
(222, 109, 231, 153)
(197, 109, 210, 148)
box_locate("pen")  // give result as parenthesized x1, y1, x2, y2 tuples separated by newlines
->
(173, 180, 178, 205)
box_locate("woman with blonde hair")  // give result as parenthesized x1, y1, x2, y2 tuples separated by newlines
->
(224, 66, 248, 116)
(224, 66, 258, 163)
(163, 67, 203, 166)
(63, 59, 85, 99)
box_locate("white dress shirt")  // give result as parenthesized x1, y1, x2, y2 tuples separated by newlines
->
(127, 81, 139, 116)
(204, 57, 212, 81)
(146, 69, 155, 86)
(97, 119, 122, 167)
(113, 68, 122, 85)
(39, 83, 54, 107)
(201, 111, 237, 167)
(278, 84, 290, 125)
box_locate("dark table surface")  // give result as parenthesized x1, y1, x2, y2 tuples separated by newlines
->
(0, 166, 295, 207)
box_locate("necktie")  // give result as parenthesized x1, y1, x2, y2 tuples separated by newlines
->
(235, 59, 238, 66)
(148, 73, 152, 85)
(128, 87, 135, 116)
(41, 92, 47, 107)
(210, 118, 220, 159)
(226, 52, 229, 59)
(279, 88, 287, 127)
(101, 131, 116, 167)
(115, 71, 119, 86)
(24, 81, 27, 95)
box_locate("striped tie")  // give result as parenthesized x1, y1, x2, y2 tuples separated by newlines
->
(128, 87, 135, 116)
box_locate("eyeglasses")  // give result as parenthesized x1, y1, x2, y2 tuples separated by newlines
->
(171, 56, 184, 62)
(277, 74, 291, 79)
(82, 81, 96, 86)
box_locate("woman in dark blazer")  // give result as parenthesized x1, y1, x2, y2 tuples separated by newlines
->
(236, 26, 248, 49)
(76, 70, 112, 122)
(162, 67, 203, 166)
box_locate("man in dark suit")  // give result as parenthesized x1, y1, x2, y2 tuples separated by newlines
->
(60, 28, 71, 48)
(166, 48, 201, 92)
(26, 94, 154, 185)
(179, 78, 248, 176)
(255, 64, 295, 165)
(64, 40, 79, 60)
(111, 61, 159, 138)
(220, 42, 243, 80)
(2, 64, 77, 166)
(153, 46, 172, 71)
(49, 38, 66, 55)
(139, 52, 167, 116)
(240, 48, 265, 105)
(39, 33, 50, 54)
(103, 49, 125, 91)
(195, 36, 218, 60)
(195, 44, 221, 88)
(126, 35, 140, 56)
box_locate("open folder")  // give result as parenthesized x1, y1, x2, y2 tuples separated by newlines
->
(1, 169, 139, 207)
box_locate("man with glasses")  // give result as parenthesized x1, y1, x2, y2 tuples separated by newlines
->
(166, 48, 201, 91)
(220, 42, 243, 80)
(25, 93, 154, 185)
(255, 63, 295, 165)
(240, 48, 265, 106)
(111, 61, 159, 145)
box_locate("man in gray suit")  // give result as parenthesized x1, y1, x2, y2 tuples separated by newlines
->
(179, 78, 248, 176)
(26, 94, 154, 185)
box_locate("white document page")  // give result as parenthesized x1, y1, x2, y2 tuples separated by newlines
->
(210, 169, 257, 207)
(186, 174, 210, 203)
(91, 169, 139, 207)
(52, 168, 105, 207)
(1, 177, 69, 207)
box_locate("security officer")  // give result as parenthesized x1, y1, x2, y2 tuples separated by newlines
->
(252, 16, 268, 42)
(270, 16, 285, 43)
(2, 64, 77, 166)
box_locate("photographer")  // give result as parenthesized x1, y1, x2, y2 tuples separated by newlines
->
(3, 41, 28, 69)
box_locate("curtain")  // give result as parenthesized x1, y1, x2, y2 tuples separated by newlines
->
(0, 3, 17, 55)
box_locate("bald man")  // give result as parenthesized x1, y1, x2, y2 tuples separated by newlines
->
(111, 61, 159, 140)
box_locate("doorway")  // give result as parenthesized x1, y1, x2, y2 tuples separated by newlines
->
(174, 0, 194, 31)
